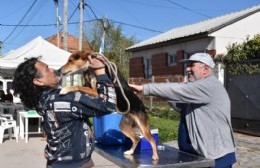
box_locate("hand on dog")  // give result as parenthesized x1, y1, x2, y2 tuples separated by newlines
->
(88, 55, 105, 75)
(128, 84, 143, 93)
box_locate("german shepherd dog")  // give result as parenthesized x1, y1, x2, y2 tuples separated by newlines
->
(59, 50, 159, 160)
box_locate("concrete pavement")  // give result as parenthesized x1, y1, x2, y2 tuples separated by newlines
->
(0, 132, 259, 168)
(0, 136, 118, 168)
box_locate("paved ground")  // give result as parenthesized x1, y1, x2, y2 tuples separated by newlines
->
(164, 132, 260, 168)
(0, 132, 259, 168)
(0, 136, 117, 168)
(232, 133, 260, 168)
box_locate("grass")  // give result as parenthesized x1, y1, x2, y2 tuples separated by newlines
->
(146, 101, 180, 143)
(149, 114, 179, 143)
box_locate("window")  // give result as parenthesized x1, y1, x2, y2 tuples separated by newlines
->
(168, 54, 176, 66)
(0, 81, 3, 90)
(144, 57, 152, 78)
(7, 82, 13, 90)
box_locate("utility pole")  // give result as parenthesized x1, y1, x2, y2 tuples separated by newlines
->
(62, 0, 68, 51)
(53, 0, 60, 48)
(184, 52, 188, 82)
(78, 0, 84, 50)
(99, 17, 109, 54)
(0, 41, 2, 57)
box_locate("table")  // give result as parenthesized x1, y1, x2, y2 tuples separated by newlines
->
(19, 111, 43, 143)
(95, 143, 215, 167)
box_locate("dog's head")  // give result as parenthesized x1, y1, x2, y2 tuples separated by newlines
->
(60, 50, 92, 75)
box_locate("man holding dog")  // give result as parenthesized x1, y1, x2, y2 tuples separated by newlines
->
(13, 55, 116, 168)
(129, 53, 236, 168)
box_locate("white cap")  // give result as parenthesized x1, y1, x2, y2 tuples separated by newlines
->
(181, 53, 215, 69)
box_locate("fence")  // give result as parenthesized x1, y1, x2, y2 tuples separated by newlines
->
(225, 59, 260, 136)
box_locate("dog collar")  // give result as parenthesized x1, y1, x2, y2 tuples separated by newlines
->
(61, 72, 85, 87)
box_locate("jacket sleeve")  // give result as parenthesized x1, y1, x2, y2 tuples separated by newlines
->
(58, 74, 117, 117)
(79, 74, 117, 116)
(143, 81, 211, 104)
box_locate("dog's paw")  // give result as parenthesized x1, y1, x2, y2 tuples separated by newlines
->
(152, 154, 159, 161)
(124, 149, 134, 155)
(59, 88, 69, 95)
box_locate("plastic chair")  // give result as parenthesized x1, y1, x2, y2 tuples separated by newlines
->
(0, 115, 18, 144)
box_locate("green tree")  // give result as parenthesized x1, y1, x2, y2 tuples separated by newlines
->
(218, 34, 260, 75)
(83, 20, 137, 79)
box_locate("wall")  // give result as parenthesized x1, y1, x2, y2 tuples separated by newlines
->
(129, 38, 214, 83)
(129, 12, 260, 84)
(129, 57, 144, 78)
(131, 38, 212, 58)
(210, 12, 260, 54)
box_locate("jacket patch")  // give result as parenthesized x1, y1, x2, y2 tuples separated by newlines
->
(72, 106, 77, 112)
(74, 92, 82, 102)
(54, 102, 71, 112)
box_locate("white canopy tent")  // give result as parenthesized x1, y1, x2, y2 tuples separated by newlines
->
(0, 36, 71, 78)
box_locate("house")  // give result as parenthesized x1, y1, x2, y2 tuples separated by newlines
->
(126, 5, 260, 84)
(46, 33, 91, 53)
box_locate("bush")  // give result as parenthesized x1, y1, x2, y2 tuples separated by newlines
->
(219, 34, 260, 75)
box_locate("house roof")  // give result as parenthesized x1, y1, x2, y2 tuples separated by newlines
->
(46, 33, 91, 53)
(126, 4, 260, 52)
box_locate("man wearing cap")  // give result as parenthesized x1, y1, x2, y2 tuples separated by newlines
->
(129, 53, 236, 167)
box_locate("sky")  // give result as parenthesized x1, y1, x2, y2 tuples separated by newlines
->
(0, 0, 259, 55)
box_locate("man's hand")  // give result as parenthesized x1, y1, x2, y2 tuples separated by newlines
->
(87, 54, 105, 75)
(128, 84, 143, 93)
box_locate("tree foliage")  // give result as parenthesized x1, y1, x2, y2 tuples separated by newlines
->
(83, 20, 137, 79)
(218, 34, 260, 75)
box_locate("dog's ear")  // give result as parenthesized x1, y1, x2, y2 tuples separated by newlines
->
(80, 50, 91, 61)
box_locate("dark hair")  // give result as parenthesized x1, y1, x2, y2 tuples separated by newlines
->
(13, 57, 50, 109)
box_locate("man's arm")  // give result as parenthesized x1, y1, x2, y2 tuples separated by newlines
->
(58, 54, 117, 117)
(78, 74, 117, 116)
(130, 82, 211, 104)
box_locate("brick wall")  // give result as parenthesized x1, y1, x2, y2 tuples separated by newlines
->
(152, 53, 172, 76)
(129, 57, 144, 78)
(129, 50, 185, 84)
(176, 50, 184, 75)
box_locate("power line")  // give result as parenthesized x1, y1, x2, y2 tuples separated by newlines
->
(165, 0, 211, 19)
(57, 4, 79, 33)
(121, 0, 180, 9)
(85, 4, 99, 20)
(7, 0, 47, 43)
(85, 3, 106, 30)
(68, 5, 79, 22)
(1, 1, 163, 36)
(0, 23, 56, 27)
(3, 0, 38, 43)
(0, 18, 163, 34)
(110, 19, 163, 33)
(85, 4, 162, 33)
(114, 0, 146, 27)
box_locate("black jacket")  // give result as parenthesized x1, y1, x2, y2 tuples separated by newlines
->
(37, 75, 116, 166)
